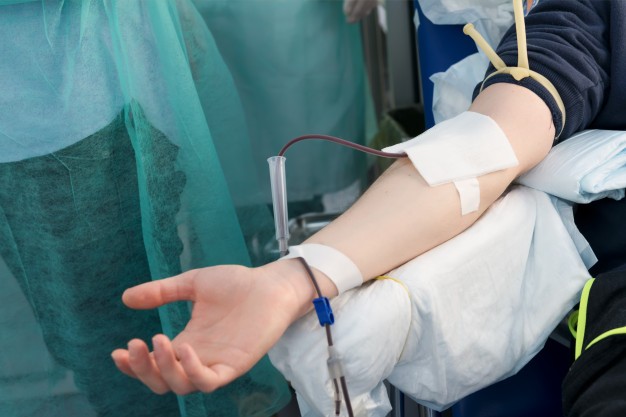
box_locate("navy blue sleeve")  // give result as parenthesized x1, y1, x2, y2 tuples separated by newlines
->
(473, 0, 611, 140)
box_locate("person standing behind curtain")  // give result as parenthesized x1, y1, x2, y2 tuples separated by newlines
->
(0, 1, 290, 416)
(194, 0, 378, 215)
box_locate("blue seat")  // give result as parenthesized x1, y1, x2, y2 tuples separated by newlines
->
(413, 1, 477, 128)
(450, 339, 571, 417)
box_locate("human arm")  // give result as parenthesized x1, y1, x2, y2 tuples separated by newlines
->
(308, 82, 553, 279)
(111, 82, 555, 393)
(112, 0, 616, 396)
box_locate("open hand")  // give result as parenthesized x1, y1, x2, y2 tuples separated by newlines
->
(111, 263, 304, 395)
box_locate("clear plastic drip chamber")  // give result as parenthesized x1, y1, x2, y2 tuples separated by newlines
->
(268, 156, 290, 256)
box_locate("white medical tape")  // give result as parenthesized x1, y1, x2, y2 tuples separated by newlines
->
(281, 243, 363, 294)
(383, 111, 518, 215)
(454, 178, 480, 215)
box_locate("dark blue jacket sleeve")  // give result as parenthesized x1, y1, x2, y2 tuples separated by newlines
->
(473, 0, 611, 140)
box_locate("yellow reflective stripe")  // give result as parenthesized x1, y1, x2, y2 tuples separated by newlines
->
(575, 278, 596, 360)
(585, 326, 626, 351)
(568, 310, 579, 339)
(375, 275, 410, 297)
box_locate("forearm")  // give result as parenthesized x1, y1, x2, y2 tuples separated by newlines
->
(269, 83, 555, 318)
(112, 83, 557, 394)
(312, 83, 554, 278)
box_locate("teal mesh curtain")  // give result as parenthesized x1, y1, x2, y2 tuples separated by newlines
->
(0, 1, 290, 416)
(194, 0, 376, 203)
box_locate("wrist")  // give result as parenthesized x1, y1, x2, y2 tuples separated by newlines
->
(260, 259, 339, 321)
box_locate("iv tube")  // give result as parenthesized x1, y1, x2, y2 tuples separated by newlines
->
(269, 135, 405, 257)
(268, 135, 404, 415)
(267, 156, 290, 257)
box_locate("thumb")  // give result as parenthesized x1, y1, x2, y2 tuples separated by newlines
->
(122, 270, 197, 309)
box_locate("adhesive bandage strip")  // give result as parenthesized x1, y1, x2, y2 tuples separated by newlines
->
(383, 111, 518, 215)
(281, 243, 363, 294)
(454, 178, 480, 215)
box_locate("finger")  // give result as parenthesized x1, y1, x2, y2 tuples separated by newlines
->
(122, 270, 196, 309)
(343, 0, 356, 20)
(153, 335, 196, 395)
(179, 345, 239, 392)
(178, 344, 217, 392)
(111, 349, 137, 378)
(127, 339, 170, 394)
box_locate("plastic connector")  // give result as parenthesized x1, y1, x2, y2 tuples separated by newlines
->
(312, 297, 335, 326)
(327, 346, 345, 380)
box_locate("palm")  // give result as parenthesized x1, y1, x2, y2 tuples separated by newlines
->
(172, 265, 295, 376)
(111, 264, 300, 394)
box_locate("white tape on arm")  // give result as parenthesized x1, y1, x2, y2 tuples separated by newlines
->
(281, 243, 363, 294)
(383, 111, 518, 215)
(454, 178, 480, 215)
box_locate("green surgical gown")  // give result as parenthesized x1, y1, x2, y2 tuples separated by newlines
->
(0, 0, 290, 416)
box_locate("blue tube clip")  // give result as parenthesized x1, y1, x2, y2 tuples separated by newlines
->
(312, 297, 335, 326)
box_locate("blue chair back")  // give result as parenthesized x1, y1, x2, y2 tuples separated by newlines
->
(413, 0, 477, 128)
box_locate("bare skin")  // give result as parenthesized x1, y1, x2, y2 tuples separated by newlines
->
(112, 83, 555, 394)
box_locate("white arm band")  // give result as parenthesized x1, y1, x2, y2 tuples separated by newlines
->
(281, 243, 364, 294)
(383, 111, 519, 215)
